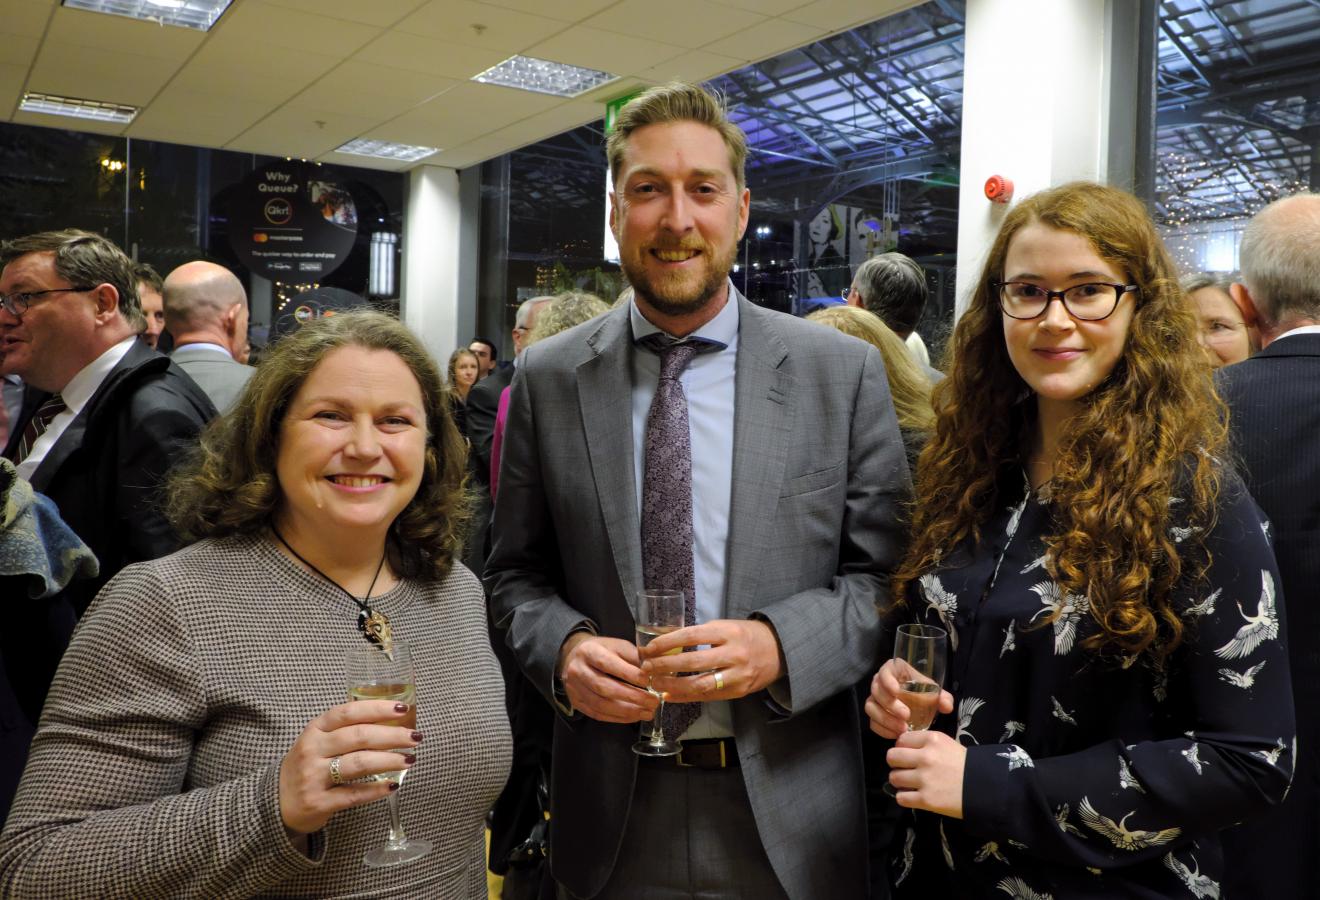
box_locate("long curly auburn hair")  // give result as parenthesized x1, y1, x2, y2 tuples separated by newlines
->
(166, 309, 470, 583)
(895, 182, 1226, 661)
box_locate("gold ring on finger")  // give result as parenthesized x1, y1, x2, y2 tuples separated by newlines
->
(714, 670, 725, 691)
(329, 756, 344, 786)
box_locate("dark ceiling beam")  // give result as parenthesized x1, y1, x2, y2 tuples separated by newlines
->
(1193, 0, 1256, 64)
(806, 42, 937, 146)
(1158, 20, 1215, 87)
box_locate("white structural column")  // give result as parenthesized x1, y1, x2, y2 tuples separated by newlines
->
(955, 0, 1144, 316)
(401, 164, 477, 365)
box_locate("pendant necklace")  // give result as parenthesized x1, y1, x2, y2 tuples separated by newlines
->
(271, 526, 393, 652)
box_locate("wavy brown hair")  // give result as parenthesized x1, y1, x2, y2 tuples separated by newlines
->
(166, 309, 470, 583)
(895, 182, 1226, 661)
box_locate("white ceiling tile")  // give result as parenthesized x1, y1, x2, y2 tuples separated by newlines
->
(779, 0, 918, 30)
(702, 17, 824, 62)
(0, 63, 29, 113)
(395, 0, 568, 53)
(171, 40, 338, 103)
(633, 48, 745, 84)
(472, 0, 619, 22)
(285, 62, 455, 119)
(0, 32, 39, 68)
(365, 80, 561, 149)
(3, 0, 56, 39)
(711, 0, 811, 13)
(128, 87, 274, 146)
(525, 26, 685, 78)
(353, 31, 507, 79)
(316, 149, 415, 172)
(583, 0, 764, 49)
(47, 6, 205, 60)
(260, 0, 431, 28)
(212, 1, 382, 56)
(27, 41, 183, 106)
(227, 107, 381, 158)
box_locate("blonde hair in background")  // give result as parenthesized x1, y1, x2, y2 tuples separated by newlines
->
(806, 305, 936, 434)
(527, 291, 611, 346)
(605, 82, 748, 191)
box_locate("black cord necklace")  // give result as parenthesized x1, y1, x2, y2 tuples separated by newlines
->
(271, 525, 392, 650)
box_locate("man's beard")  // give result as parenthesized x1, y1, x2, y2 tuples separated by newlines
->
(622, 237, 737, 318)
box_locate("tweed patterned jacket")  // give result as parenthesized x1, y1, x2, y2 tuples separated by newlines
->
(0, 535, 512, 899)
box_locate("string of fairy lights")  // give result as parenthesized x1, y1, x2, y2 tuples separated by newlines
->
(1156, 148, 1310, 274)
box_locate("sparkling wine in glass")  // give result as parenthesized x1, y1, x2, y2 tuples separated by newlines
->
(885, 623, 948, 796)
(632, 589, 685, 757)
(347, 640, 433, 867)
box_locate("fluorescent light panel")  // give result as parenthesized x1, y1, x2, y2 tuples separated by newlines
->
(61, 0, 234, 31)
(20, 92, 138, 124)
(474, 55, 617, 98)
(336, 139, 438, 163)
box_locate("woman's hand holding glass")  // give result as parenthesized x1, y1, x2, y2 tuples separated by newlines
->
(865, 661, 954, 740)
(277, 700, 421, 836)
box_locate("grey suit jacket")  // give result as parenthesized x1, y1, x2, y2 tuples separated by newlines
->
(486, 292, 911, 900)
(169, 346, 254, 414)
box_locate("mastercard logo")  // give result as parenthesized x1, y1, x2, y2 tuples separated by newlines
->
(253, 232, 268, 243)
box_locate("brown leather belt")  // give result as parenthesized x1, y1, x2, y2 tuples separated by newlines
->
(639, 737, 739, 770)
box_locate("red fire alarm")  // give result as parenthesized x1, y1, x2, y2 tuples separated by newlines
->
(985, 175, 1014, 204)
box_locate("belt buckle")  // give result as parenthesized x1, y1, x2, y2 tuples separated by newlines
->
(676, 740, 728, 769)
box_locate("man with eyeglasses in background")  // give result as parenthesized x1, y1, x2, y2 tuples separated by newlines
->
(0, 230, 215, 795)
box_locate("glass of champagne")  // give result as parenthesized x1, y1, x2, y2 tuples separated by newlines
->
(346, 640, 433, 867)
(632, 589, 685, 757)
(884, 623, 948, 797)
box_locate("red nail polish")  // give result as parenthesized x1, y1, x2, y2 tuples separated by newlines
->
(411, 731, 424, 743)
(388, 782, 399, 791)
(394, 702, 409, 713)
(403, 754, 417, 765)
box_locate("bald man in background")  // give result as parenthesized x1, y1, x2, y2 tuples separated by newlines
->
(163, 261, 253, 414)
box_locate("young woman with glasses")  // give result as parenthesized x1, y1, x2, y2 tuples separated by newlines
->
(866, 182, 1294, 897)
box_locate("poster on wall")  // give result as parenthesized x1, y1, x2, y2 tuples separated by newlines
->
(228, 161, 358, 282)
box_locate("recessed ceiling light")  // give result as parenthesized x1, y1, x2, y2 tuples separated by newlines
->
(473, 55, 617, 98)
(336, 139, 439, 163)
(20, 92, 138, 124)
(61, 0, 234, 31)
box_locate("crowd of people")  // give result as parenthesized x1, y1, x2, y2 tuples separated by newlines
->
(0, 81, 1314, 900)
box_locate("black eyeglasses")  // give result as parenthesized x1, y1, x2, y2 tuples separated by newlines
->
(994, 281, 1139, 321)
(0, 286, 97, 317)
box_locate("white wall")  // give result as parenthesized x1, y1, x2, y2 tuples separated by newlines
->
(401, 164, 473, 367)
(955, 0, 1129, 316)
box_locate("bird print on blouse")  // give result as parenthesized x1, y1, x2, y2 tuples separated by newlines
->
(1077, 797, 1181, 850)
(1163, 852, 1221, 899)
(998, 745, 1034, 771)
(893, 828, 915, 886)
(976, 841, 1009, 864)
(1000, 623, 1017, 658)
(1182, 743, 1207, 775)
(1254, 738, 1286, 767)
(1054, 803, 1084, 837)
(1218, 660, 1266, 689)
(1049, 695, 1077, 726)
(1118, 757, 1146, 793)
(918, 573, 959, 651)
(996, 876, 1054, 899)
(940, 819, 955, 870)
(1019, 553, 1049, 575)
(1215, 570, 1278, 659)
(1185, 588, 1221, 618)
(1029, 581, 1089, 655)
(1000, 720, 1025, 742)
(956, 697, 987, 744)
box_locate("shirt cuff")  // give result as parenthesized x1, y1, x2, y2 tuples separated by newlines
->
(551, 621, 598, 717)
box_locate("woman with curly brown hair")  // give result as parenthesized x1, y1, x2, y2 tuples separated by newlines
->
(0, 310, 510, 899)
(865, 183, 1294, 898)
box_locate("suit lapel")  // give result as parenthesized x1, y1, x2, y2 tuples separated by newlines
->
(726, 296, 792, 618)
(29, 398, 86, 492)
(577, 308, 643, 607)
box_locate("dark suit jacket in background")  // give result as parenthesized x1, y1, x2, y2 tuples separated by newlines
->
(487, 294, 911, 900)
(3, 341, 215, 619)
(1217, 332, 1320, 899)
(169, 344, 254, 414)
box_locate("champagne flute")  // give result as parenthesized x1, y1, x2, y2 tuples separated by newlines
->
(346, 640, 433, 867)
(884, 623, 948, 797)
(632, 589, 685, 757)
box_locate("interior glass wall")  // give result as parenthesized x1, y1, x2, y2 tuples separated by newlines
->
(475, 0, 966, 360)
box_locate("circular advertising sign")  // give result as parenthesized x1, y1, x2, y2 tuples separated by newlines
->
(229, 161, 358, 282)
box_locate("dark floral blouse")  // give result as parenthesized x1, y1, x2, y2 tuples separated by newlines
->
(891, 471, 1295, 899)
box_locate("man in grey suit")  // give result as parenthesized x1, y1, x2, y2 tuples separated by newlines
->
(846, 252, 943, 382)
(487, 83, 910, 900)
(162, 261, 253, 413)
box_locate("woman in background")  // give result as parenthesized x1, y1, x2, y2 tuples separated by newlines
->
(807, 304, 935, 471)
(0, 310, 510, 899)
(867, 183, 1293, 898)
(1181, 272, 1258, 367)
(446, 347, 480, 439)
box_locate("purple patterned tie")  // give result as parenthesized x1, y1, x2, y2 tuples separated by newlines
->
(640, 334, 718, 738)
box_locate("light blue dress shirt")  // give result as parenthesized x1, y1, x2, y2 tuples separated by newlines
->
(629, 289, 738, 739)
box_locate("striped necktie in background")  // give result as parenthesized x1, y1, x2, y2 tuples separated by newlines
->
(8, 394, 66, 464)
(0, 388, 8, 453)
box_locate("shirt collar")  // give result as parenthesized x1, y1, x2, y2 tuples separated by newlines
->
(629, 280, 739, 349)
(175, 341, 233, 358)
(62, 336, 136, 414)
(1272, 324, 1320, 342)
